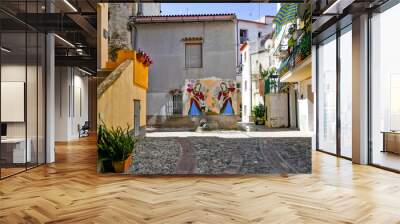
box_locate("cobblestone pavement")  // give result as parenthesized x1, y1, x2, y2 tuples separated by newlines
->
(128, 131, 311, 175)
(129, 138, 181, 174)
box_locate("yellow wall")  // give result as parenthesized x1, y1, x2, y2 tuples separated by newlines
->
(97, 3, 108, 69)
(134, 59, 149, 90)
(98, 60, 147, 131)
(106, 50, 149, 89)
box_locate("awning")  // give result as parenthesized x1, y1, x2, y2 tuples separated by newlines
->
(273, 4, 298, 33)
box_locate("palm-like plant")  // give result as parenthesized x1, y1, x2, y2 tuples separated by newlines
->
(98, 122, 137, 172)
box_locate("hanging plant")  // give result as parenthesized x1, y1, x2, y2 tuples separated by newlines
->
(299, 32, 311, 59)
(288, 38, 296, 48)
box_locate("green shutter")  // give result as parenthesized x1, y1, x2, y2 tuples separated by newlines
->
(265, 79, 270, 94)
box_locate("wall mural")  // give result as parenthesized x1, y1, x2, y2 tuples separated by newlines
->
(183, 78, 239, 116)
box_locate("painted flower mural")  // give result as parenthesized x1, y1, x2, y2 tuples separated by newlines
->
(184, 78, 239, 116)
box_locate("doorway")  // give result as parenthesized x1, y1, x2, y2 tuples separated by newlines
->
(134, 100, 141, 136)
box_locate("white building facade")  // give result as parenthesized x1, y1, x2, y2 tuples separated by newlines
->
(238, 19, 274, 123)
(134, 14, 239, 120)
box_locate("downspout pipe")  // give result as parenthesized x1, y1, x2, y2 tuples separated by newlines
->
(128, 2, 141, 50)
(128, 17, 138, 50)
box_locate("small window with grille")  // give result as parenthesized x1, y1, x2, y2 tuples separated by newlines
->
(172, 94, 183, 115)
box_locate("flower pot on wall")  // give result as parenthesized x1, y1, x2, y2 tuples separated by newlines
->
(137, 55, 145, 63)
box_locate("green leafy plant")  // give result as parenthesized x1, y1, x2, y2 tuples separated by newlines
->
(252, 104, 265, 119)
(97, 122, 136, 172)
(288, 37, 296, 48)
(260, 67, 276, 80)
(299, 32, 311, 59)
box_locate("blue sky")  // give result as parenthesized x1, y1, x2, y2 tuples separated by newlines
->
(160, 3, 278, 21)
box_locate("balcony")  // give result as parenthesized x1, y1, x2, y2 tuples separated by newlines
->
(277, 31, 311, 80)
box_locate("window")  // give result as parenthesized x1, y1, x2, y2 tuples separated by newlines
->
(240, 29, 248, 43)
(258, 32, 262, 38)
(185, 43, 202, 68)
(370, 3, 400, 171)
(0, 2, 46, 179)
(173, 94, 183, 115)
(339, 27, 352, 158)
(317, 35, 337, 154)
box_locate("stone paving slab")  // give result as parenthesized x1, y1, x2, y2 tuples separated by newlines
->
(128, 133, 311, 175)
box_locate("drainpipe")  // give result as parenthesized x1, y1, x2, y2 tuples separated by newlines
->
(249, 49, 252, 122)
(236, 20, 239, 68)
(128, 3, 140, 50)
(129, 20, 138, 50)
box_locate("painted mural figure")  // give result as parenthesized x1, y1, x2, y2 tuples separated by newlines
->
(217, 82, 235, 115)
(186, 82, 205, 116)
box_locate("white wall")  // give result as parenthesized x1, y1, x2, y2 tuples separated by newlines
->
(241, 47, 251, 122)
(1, 65, 39, 136)
(54, 67, 89, 141)
(1, 63, 46, 164)
(297, 78, 313, 132)
(136, 21, 237, 116)
(251, 50, 271, 76)
(237, 20, 273, 54)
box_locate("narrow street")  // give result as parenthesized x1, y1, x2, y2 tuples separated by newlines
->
(129, 130, 312, 175)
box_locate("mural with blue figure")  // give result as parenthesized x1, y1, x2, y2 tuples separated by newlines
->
(184, 78, 238, 116)
(217, 81, 236, 115)
(186, 82, 205, 116)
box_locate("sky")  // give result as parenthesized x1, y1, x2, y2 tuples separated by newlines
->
(160, 3, 278, 21)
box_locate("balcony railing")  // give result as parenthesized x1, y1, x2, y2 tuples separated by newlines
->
(277, 31, 311, 77)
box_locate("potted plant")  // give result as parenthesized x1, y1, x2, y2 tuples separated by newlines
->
(97, 123, 136, 173)
(299, 32, 311, 60)
(252, 104, 265, 125)
(136, 50, 145, 63)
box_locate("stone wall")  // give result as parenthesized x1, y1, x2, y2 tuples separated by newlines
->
(147, 115, 241, 130)
(108, 3, 136, 50)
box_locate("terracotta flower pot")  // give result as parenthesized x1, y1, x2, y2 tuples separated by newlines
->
(137, 56, 145, 63)
(112, 156, 133, 173)
(112, 161, 125, 173)
(255, 118, 265, 125)
(124, 156, 133, 171)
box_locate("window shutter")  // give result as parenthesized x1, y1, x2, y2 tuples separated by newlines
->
(185, 43, 202, 68)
